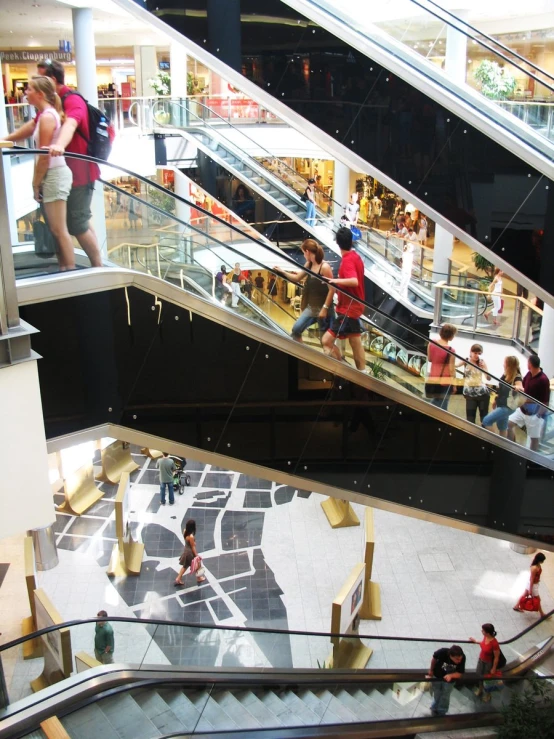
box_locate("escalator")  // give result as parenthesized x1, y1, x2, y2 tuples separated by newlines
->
(153, 98, 486, 329)
(118, 0, 554, 305)
(0, 615, 553, 737)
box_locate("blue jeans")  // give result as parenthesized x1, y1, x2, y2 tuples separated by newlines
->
(305, 200, 316, 226)
(292, 307, 329, 339)
(160, 482, 174, 505)
(430, 681, 454, 715)
(482, 405, 511, 432)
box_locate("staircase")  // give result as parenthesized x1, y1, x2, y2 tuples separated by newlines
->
(58, 679, 506, 737)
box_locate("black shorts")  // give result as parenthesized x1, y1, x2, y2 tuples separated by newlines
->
(327, 315, 363, 339)
(67, 183, 94, 236)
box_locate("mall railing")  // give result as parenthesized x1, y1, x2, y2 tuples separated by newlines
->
(304, 0, 554, 156)
(6, 148, 554, 467)
(0, 614, 552, 710)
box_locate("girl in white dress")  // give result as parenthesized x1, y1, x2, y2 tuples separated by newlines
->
(485, 268, 503, 326)
(417, 215, 428, 245)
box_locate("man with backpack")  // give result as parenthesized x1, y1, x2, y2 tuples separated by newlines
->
(44, 60, 102, 267)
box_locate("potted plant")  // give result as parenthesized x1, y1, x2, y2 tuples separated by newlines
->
(149, 72, 172, 124)
(499, 680, 554, 738)
(474, 60, 517, 100)
(472, 252, 495, 280)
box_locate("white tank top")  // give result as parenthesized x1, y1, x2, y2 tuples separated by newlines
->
(35, 108, 65, 169)
(493, 278, 503, 295)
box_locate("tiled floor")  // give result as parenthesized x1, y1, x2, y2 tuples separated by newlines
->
(1, 446, 553, 702)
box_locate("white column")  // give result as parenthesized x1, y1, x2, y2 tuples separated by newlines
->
(538, 304, 554, 378)
(170, 43, 188, 99)
(134, 46, 159, 97)
(445, 10, 469, 84)
(432, 223, 454, 281)
(72, 7, 107, 258)
(0, 94, 18, 246)
(174, 168, 191, 224)
(72, 8, 98, 105)
(333, 159, 349, 223)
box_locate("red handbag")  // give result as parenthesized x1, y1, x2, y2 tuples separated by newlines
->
(520, 594, 540, 612)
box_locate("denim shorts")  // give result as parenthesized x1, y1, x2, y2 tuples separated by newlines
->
(291, 307, 330, 338)
(482, 405, 511, 432)
(67, 183, 94, 235)
(41, 165, 72, 203)
(328, 314, 363, 339)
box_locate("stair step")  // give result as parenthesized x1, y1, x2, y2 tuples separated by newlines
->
(212, 689, 263, 729)
(297, 688, 332, 718)
(274, 688, 321, 725)
(254, 688, 304, 726)
(60, 704, 121, 739)
(132, 689, 185, 734)
(320, 693, 362, 724)
(230, 690, 285, 728)
(96, 693, 162, 738)
(194, 695, 240, 732)
(157, 688, 206, 731)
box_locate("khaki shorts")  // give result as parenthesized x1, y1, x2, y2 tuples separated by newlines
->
(41, 165, 72, 203)
(67, 183, 95, 236)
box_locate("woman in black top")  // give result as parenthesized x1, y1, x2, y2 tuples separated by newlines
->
(231, 262, 241, 308)
(482, 356, 523, 437)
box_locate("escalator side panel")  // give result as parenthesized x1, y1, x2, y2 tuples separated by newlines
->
(142, 0, 554, 300)
(19, 286, 554, 546)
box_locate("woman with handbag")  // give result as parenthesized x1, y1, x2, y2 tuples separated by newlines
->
(482, 356, 523, 437)
(425, 324, 458, 410)
(514, 552, 546, 618)
(174, 519, 206, 587)
(457, 344, 492, 425)
(26, 76, 75, 270)
(469, 623, 501, 702)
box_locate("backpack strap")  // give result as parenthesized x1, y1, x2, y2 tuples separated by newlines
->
(61, 90, 90, 143)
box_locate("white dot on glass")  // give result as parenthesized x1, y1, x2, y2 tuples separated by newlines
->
(108, 407, 112, 412)
(408, 180, 412, 184)
(447, 118, 450, 122)
(133, 415, 137, 420)
(304, 465, 308, 470)
(227, 443, 231, 447)
(287, 461, 291, 465)
(351, 140, 354, 144)
(216, 47, 219, 52)
(463, 130, 467, 133)
(528, 174, 531, 178)
(246, 346, 250, 350)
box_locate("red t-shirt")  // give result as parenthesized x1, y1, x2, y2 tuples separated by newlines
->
(59, 85, 100, 187)
(336, 250, 365, 318)
(479, 637, 499, 663)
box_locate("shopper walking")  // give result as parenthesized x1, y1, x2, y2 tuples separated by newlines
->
(215, 265, 232, 304)
(304, 178, 316, 227)
(274, 239, 333, 342)
(425, 324, 458, 410)
(514, 552, 547, 618)
(426, 645, 466, 716)
(469, 623, 501, 702)
(174, 519, 207, 586)
(231, 262, 242, 308)
(25, 76, 75, 270)
(482, 356, 523, 437)
(94, 610, 114, 665)
(458, 344, 492, 425)
(508, 354, 550, 451)
(484, 268, 503, 326)
(321, 227, 366, 371)
(157, 452, 176, 506)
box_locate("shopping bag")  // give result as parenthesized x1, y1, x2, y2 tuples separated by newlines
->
(520, 594, 541, 612)
(190, 555, 202, 573)
(350, 225, 362, 241)
(498, 299, 504, 314)
(33, 210, 57, 259)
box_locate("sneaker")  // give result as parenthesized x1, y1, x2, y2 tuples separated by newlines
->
(160, 501, 166, 506)
(169, 502, 174, 506)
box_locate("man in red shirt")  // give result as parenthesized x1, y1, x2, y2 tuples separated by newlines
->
(508, 354, 550, 451)
(320, 227, 366, 371)
(44, 61, 102, 267)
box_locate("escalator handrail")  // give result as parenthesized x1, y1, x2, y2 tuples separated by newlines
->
(158, 97, 345, 215)
(411, 0, 554, 87)
(1, 610, 552, 655)
(7, 148, 552, 417)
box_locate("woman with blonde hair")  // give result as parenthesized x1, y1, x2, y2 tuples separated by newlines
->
(26, 75, 74, 270)
(482, 355, 523, 437)
(273, 239, 333, 341)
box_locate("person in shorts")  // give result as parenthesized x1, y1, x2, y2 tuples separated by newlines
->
(321, 227, 366, 371)
(44, 60, 102, 268)
(26, 76, 75, 269)
(508, 354, 550, 451)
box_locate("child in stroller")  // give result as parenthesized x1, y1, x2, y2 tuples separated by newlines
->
(170, 456, 191, 495)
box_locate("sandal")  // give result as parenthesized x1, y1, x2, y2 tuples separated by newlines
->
(513, 607, 523, 612)
(196, 577, 207, 584)
(174, 581, 184, 587)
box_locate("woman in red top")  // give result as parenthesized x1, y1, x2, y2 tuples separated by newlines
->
(469, 623, 500, 701)
(514, 552, 546, 618)
(426, 324, 458, 410)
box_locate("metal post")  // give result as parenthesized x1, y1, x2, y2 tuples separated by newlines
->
(512, 299, 521, 343)
(433, 282, 445, 326)
(472, 293, 479, 332)
(0, 145, 19, 334)
(524, 305, 532, 349)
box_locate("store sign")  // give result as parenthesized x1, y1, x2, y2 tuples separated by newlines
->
(0, 50, 72, 63)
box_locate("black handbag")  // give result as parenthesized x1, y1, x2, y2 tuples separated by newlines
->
(32, 204, 57, 259)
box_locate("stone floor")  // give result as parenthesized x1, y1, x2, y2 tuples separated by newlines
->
(1, 446, 553, 704)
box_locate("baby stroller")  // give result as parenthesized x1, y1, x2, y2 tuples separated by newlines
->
(170, 456, 191, 494)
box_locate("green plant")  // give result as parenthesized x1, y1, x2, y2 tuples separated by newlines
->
(187, 72, 201, 95)
(149, 71, 171, 96)
(147, 185, 176, 214)
(499, 680, 554, 738)
(365, 360, 387, 380)
(472, 252, 495, 279)
(316, 659, 331, 669)
(474, 60, 517, 100)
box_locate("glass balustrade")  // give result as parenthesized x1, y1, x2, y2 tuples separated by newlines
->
(6, 149, 554, 467)
(1, 615, 552, 710)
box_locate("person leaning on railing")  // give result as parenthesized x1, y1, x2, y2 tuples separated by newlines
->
(507, 354, 550, 452)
